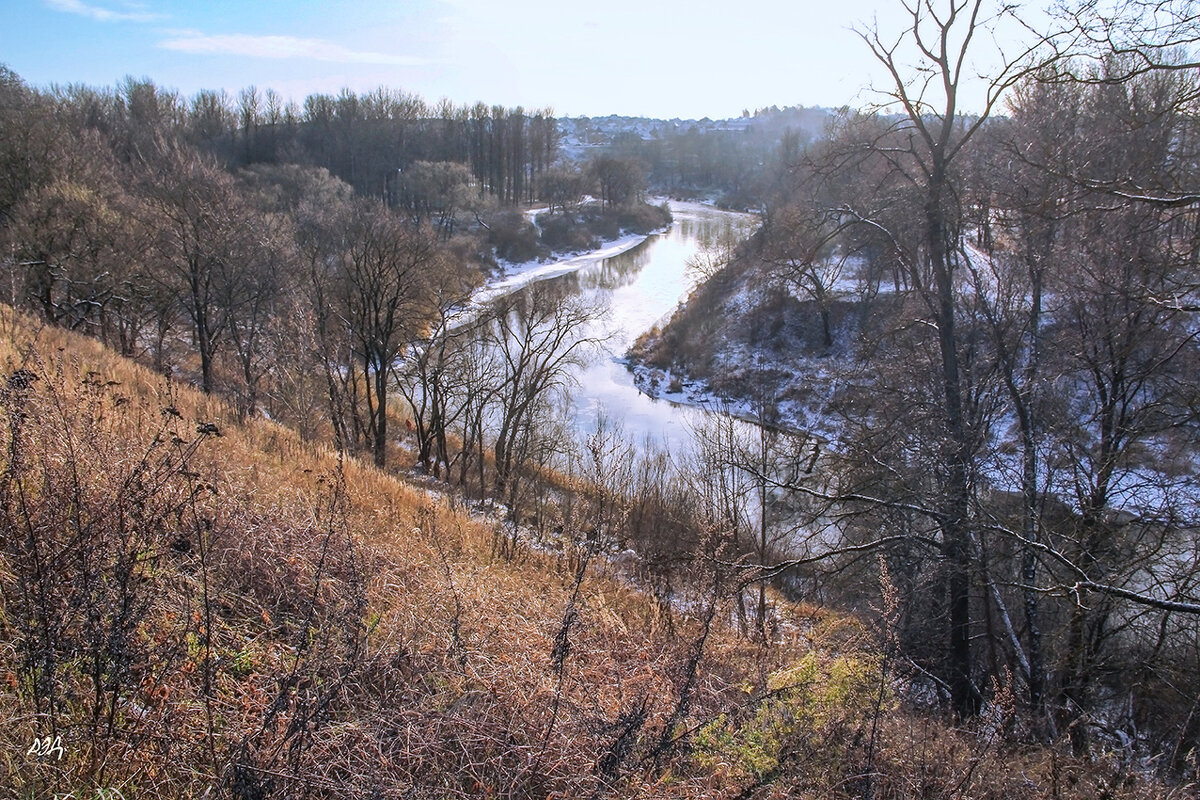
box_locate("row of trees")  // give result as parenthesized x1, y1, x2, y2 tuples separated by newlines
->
(28, 77, 557, 208)
(725, 0, 1200, 763)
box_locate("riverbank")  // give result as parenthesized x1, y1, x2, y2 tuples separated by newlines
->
(474, 230, 654, 306)
(622, 216, 849, 446)
(467, 201, 754, 453)
(474, 198, 673, 306)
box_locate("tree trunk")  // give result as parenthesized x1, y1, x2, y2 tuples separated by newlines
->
(928, 173, 980, 719)
(373, 358, 388, 468)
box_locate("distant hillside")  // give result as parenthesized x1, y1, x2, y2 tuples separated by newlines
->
(559, 107, 838, 207)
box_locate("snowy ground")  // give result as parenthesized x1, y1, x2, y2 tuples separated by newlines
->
(470, 194, 680, 306)
(633, 235, 1200, 526)
(473, 232, 653, 306)
(627, 349, 844, 445)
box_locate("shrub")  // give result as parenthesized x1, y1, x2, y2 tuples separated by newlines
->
(585, 209, 621, 240)
(615, 201, 672, 235)
(535, 210, 600, 253)
(487, 209, 546, 263)
(693, 650, 888, 783)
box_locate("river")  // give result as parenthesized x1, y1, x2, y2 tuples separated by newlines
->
(508, 201, 757, 454)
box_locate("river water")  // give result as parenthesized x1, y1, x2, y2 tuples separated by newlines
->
(525, 201, 757, 453)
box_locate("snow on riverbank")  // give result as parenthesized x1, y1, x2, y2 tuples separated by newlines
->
(473, 232, 652, 306)
(626, 353, 842, 445)
(631, 232, 1200, 525)
(471, 198, 737, 308)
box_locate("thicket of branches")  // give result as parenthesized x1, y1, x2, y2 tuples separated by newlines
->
(2, 317, 1178, 799)
(631, 0, 1200, 771)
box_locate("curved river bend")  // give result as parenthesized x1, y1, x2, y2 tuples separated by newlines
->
(507, 201, 756, 453)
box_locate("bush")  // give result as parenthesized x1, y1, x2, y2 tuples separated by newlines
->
(0, 346, 370, 797)
(615, 201, 672, 235)
(535, 210, 600, 253)
(693, 651, 887, 783)
(535, 201, 670, 254)
(585, 208, 621, 240)
(487, 209, 546, 263)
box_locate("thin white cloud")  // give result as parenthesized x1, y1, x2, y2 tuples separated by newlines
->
(45, 0, 161, 23)
(157, 32, 429, 66)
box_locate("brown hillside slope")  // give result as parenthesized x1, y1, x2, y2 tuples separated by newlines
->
(0, 306, 1175, 799)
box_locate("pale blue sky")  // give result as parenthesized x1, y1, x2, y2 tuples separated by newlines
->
(1, 0, 1043, 118)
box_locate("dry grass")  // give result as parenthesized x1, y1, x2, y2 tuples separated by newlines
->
(0, 306, 1182, 799)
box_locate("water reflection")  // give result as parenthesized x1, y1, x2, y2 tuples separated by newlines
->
(557, 236, 657, 293)
(516, 201, 758, 453)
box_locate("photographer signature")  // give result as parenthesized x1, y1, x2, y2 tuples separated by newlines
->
(26, 736, 127, 799)
(26, 735, 65, 760)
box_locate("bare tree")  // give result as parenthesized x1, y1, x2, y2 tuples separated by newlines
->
(588, 155, 645, 211)
(393, 160, 475, 239)
(336, 199, 437, 467)
(849, 0, 1053, 717)
(396, 275, 482, 477)
(759, 202, 852, 348)
(222, 212, 297, 418)
(6, 165, 127, 331)
(489, 283, 603, 503)
(141, 141, 252, 394)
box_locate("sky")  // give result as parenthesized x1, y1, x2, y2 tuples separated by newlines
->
(1, 0, 1046, 119)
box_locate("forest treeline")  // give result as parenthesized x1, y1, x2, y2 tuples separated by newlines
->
(40, 75, 558, 206)
(0, 64, 670, 481)
(633, 0, 1200, 771)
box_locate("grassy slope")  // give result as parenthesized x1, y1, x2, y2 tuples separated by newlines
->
(0, 306, 784, 798)
(0, 307, 1174, 799)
